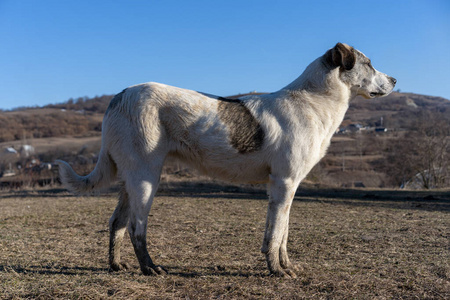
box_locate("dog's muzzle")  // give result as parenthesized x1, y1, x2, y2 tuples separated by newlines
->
(389, 76, 397, 86)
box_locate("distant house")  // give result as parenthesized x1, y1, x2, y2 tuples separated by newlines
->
(4, 147, 17, 154)
(375, 127, 388, 133)
(338, 123, 364, 134)
(348, 124, 363, 132)
(20, 145, 35, 157)
(353, 181, 366, 188)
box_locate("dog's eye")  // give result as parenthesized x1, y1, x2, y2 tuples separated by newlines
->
(367, 61, 373, 68)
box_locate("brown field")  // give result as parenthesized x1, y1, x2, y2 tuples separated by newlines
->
(0, 183, 449, 299)
(0, 136, 101, 155)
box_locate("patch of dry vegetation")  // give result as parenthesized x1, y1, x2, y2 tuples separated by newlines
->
(1, 186, 449, 299)
(0, 109, 103, 142)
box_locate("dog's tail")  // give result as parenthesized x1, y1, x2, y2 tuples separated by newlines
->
(55, 149, 117, 194)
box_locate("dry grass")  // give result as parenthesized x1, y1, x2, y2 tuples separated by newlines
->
(0, 136, 101, 155)
(0, 185, 449, 299)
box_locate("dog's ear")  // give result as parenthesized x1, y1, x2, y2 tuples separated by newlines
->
(331, 43, 355, 71)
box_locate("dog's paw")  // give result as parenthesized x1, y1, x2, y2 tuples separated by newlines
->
(270, 268, 297, 278)
(109, 262, 130, 272)
(142, 265, 168, 276)
(283, 263, 302, 274)
(283, 268, 298, 278)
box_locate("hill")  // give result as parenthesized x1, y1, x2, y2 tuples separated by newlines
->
(346, 92, 450, 128)
(1, 91, 449, 143)
(0, 91, 449, 189)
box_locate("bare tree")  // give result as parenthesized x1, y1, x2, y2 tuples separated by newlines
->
(385, 112, 450, 189)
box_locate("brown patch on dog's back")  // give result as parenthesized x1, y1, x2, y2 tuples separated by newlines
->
(217, 97, 264, 153)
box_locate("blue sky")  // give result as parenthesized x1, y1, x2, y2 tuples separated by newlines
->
(0, 0, 449, 110)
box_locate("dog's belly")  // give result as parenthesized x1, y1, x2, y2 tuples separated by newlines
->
(167, 152, 270, 184)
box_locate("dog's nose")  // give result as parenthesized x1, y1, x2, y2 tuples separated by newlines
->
(389, 76, 397, 85)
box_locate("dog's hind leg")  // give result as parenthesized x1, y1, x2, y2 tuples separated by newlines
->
(109, 183, 130, 271)
(262, 176, 298, 278)
(126, 168, 167, 276)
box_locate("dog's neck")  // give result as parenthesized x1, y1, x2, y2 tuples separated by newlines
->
(277, 55, 353, 142)
(281, 55, 352, 103)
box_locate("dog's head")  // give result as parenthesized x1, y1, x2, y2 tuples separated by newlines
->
(326, 43, 396, 99)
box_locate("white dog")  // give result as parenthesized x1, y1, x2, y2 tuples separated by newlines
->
(57, 43, 396, 277)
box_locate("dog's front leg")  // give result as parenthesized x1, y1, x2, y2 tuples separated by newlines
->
(279, 218, 300, 273)
(261, 176, 298, 278)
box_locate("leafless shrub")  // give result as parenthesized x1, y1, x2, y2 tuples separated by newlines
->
(384, 111, 450, 189)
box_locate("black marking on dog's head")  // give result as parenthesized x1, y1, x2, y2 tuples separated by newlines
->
(217, 98, 264, 154)
(106, 89, 127, 114)
(324, 43, 356, 71)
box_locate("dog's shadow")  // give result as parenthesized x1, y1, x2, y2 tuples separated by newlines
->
(165, 266, 263, 278)
(0, 264, 263, 278)
(0, 264, 108, 276)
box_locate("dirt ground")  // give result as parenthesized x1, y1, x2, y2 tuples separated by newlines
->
(0, 184, 449, 299)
